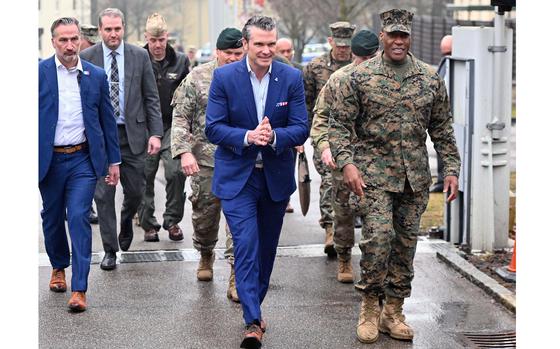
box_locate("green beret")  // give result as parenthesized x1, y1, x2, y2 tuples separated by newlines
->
(351, 30, 379, 57)
(216, 28, 243, 50)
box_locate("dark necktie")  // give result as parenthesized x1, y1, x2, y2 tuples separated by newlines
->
(110, 51, 120, 118)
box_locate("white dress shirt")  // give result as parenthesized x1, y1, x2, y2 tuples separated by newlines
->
(243, 57, 276, 159)
(54, 55, 86, 146)
(102, 41, 126, 124)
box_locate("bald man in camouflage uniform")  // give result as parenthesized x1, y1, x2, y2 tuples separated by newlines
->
(303, 21, 355, 257)
(329, 9, 460, 343)
(311, 30, 379, 284)
(171, 28, 245, 302)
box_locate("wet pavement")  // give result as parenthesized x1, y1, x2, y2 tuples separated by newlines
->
(38, 138, 516, 348)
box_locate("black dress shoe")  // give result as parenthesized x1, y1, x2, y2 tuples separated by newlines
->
(118, 219, 134, 251)
(89, 207, 98, 224)
(100, 252, 117, 270)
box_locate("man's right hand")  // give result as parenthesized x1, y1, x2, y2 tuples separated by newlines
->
(343, 164, 366, 197)
(248, 117, 273, 146)
(181, 152, 199, 176)
(321, 147, 336, 169)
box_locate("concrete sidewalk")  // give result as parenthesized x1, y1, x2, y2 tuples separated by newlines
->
(39, 239, 515, 349)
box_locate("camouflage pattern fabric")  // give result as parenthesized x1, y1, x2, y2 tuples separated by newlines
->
(311, 62, 358, 152)
(304, 51, 351, 229)
(171, 60, 234, 256)
(331, 169, 355, 260)
(329, 53, 460, 193)
(380, 9, 414, 34)
(303, 51, 352, 128)
(329, 52, 460, 298)
(311, 62, 360, 257)
(189, 165, 223, 253)
(171, 60, 218, 167)
(354, 186, 429, 298)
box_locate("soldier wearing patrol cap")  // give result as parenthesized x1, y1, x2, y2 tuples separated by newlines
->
(80, 24, 99, 50)
(329, 9, 460, 343)
(303, 21, 355, 258)
(137, 13, 190, 245)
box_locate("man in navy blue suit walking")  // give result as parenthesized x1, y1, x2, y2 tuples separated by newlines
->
(205, 16, 308, 349)
(39, 17, 121, 312)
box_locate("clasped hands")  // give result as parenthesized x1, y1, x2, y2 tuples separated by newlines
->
(248, 117, 273, 146)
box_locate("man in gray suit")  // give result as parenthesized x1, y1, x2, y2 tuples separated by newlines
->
(81, 8, 163, 270)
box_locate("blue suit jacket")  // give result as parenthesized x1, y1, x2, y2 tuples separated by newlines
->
(205, 59, 309, 201)
(39, 56, 121, 183)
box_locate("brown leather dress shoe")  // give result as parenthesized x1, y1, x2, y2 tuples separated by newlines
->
(240, 323, 263, 349)
(68, 292, 87, 312)
(49, 269, 67, 292)
(144, 228, 159, 242)
(168, 224, 184, 241)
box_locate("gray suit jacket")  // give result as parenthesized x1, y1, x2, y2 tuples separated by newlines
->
(81, 42, 163, 155)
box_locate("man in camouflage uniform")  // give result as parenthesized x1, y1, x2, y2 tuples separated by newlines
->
(171, 28, 244, 301)
(304, 21, 355, 257)
(138, 13, 190, 243)
(311, 29, 379, 284)
(329, 9, 461, 343)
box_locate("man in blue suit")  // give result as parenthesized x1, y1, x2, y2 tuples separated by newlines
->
(205, 16, 308, 349)
(39, 17, 121, 312)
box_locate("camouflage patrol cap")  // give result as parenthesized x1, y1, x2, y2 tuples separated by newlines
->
(380, 9, 414, 34)
(145, 13, 168, 36)
(80, 24, 99, 44)
(329, 21, 356, 46)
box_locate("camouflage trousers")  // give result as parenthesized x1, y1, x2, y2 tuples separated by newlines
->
(331, 169, 356, 260)
(312, 147, 333, 229)
(190, 165, 234, 263)
(355, 186, 429, 299)
(138, 128, 186, 232)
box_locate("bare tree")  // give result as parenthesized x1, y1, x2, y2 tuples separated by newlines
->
(96, 0, 175, 42)
(269, 0, 376, 61)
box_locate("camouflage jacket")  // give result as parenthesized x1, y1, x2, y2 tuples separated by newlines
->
(170, 59, 218, 167)
(311, 62, 358, 152)
(328, 53, 461, 193)
(303, 50, 351, 128)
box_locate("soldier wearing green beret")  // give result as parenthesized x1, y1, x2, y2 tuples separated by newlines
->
(329, 9, 461, 343)
(311, 29, 379, 284)
(303, 21, 355, 257)
(171, 27, 245, 301)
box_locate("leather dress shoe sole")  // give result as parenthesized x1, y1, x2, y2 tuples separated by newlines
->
(49, 284, 67, 293)
(68, 302, 87, 312)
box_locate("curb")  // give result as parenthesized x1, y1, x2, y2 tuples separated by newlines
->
(431, 241, 516, 314)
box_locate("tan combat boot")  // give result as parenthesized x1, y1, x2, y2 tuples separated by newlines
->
(197, 251, 215, 281)
(337, 257, 354, 283)
(227, 265, 239, 302)
(379, 296, 414, 340)
(324, 225, 336, 257)
(356, 294, 381, 343)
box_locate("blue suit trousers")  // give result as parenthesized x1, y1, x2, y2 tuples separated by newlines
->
(39, 149, 97, 291)
(221, 168, 289, 325)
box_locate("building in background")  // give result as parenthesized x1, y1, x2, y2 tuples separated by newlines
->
(39, 0, 92, 58)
